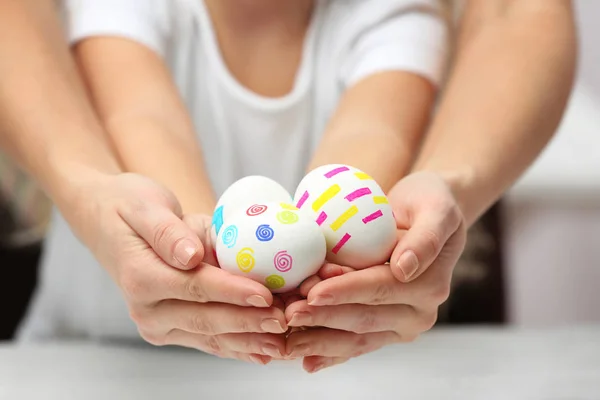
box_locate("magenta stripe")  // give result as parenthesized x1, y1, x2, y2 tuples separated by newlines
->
(362, 210, 383, 224)
(345, 187, 372, 202)
(332, 233, 351, 254)
(324, 166, 350, 178)
(296, 191, 309, 208)
(316, 211, 327, 226)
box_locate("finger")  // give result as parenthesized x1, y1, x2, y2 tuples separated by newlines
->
(286, 328, 404, 358)
(305, 265, 408, 306)
(303, 356, 350, 373)
(147, 300, 287, 335)
(390, 204, 463, 283)
(286, 301, 427, 335)
(300, 264, 354, 297)
(125, 261, 274, 307)
(306, 263, 452, 308)
(272, 296, 286, 313)
(319, 263, 355, 280)
(163, 329, 284, 361)
(182, 214, 218, 266)
(120, 201, 204, 270)
(299, 275, 321, 298)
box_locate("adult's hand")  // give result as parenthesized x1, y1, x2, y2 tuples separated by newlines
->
(69, 172, 287, 364)
(284, 171, 466, 372)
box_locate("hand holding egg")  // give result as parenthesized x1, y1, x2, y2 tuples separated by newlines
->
(212, 165, 397, 293)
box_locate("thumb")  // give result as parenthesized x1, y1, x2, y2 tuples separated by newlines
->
(182, 214, 218, 266)
(120, 202, 204, 270)
(389, 208, 462, 283)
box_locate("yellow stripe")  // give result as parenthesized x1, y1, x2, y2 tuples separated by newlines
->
(280, 203, 298, 210)
(312, 184, 341, 211)
(354, 172, 372, 180)
(330, 205, 358, 231)
(373, 196, 388, 204)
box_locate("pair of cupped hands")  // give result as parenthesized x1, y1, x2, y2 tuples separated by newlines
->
(70, 171, 466, 373)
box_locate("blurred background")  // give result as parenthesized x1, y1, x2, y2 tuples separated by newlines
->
(0, 0, 598, 341)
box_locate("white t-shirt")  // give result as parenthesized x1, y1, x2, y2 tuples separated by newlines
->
(17, 0, 449, 341)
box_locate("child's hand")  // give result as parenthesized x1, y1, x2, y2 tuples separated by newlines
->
(283, 172, 467, 372)
(73, 173, 287, 364)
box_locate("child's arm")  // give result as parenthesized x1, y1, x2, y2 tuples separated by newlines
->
(307, 71, 436, 193)
(307, 3, 449, 193)
(73, 37, 216, 215)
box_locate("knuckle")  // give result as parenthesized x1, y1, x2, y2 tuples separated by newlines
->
(354, 309, 378, 334)
(185, 279, 209, 303)
(235, 316, 252, 333)
(429, 281, 451, 305)
(370, 283, 394, 305)
(152, 222, 178, 252)
(205, 335, 222, 354)
(190, 314, 214, 335)
(421, 229, 442, 258)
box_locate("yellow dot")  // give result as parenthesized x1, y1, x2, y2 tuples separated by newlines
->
(265, 275, 286, 290)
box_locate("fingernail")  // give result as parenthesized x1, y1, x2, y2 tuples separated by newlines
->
(174, 239, 198, 267)
(261, 344, 282, 358)
(246, 295, 269, 308)
(260, 319, 286, 333)
(397, 250, 419, 281)
(288, 312, 313, 326)
(290, 344, 311, 357)
(249, 354, 266, 365)
(308, 294, 334, 306)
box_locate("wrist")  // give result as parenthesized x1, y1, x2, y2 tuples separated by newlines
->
(411, 164, 477, 225)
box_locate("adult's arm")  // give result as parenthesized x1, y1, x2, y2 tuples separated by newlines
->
(0, 0, 121, 215)
(72, 37, 216, 215)
(412, 0, 577, 226)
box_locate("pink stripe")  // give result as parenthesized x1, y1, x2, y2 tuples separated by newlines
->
(296, 191, 309, 208)
(362, 210, 383, 224)
(332, 233, 351, 254)
(316, 211, 327, 226)
(324, 166, 349, 178)
(345, 187, 372, 202)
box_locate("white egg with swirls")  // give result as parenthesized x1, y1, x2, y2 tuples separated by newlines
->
(210, 176, 292, 245)
(215, 201, 326, 293)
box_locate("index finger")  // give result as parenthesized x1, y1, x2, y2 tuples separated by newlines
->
(128, 261, 274, 308)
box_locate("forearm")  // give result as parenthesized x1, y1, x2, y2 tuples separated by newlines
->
(413, 1, 577, 226)
(0, 0, 120, 211)
(308, 72, 435, 193)
(105, 118, 216, 215)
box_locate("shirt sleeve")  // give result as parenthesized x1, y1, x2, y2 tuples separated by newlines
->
(339, 0, 451, 88)
(63, 0, 171, 57)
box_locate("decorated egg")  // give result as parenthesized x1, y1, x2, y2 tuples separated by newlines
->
(293, 164, 397, 268)
(215, 201, 326, 293)
(211, 176, 292, 244)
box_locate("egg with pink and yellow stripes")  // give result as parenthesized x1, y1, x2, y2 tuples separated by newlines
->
(293, 164, 397, 269)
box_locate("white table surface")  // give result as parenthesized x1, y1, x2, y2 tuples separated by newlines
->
(1, 325, 599, 400)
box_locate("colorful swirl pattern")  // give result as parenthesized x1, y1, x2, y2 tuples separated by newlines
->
(236, 247, 255, 273)
(255, 224, 275, 242)
(221, 225, 238, 248)
(212, 205, 224, 235)
(273, 250, 293, 272)
(246, 204, 268, 216)
(265, 274, 286, 290)
(276, 210, 299, 225)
